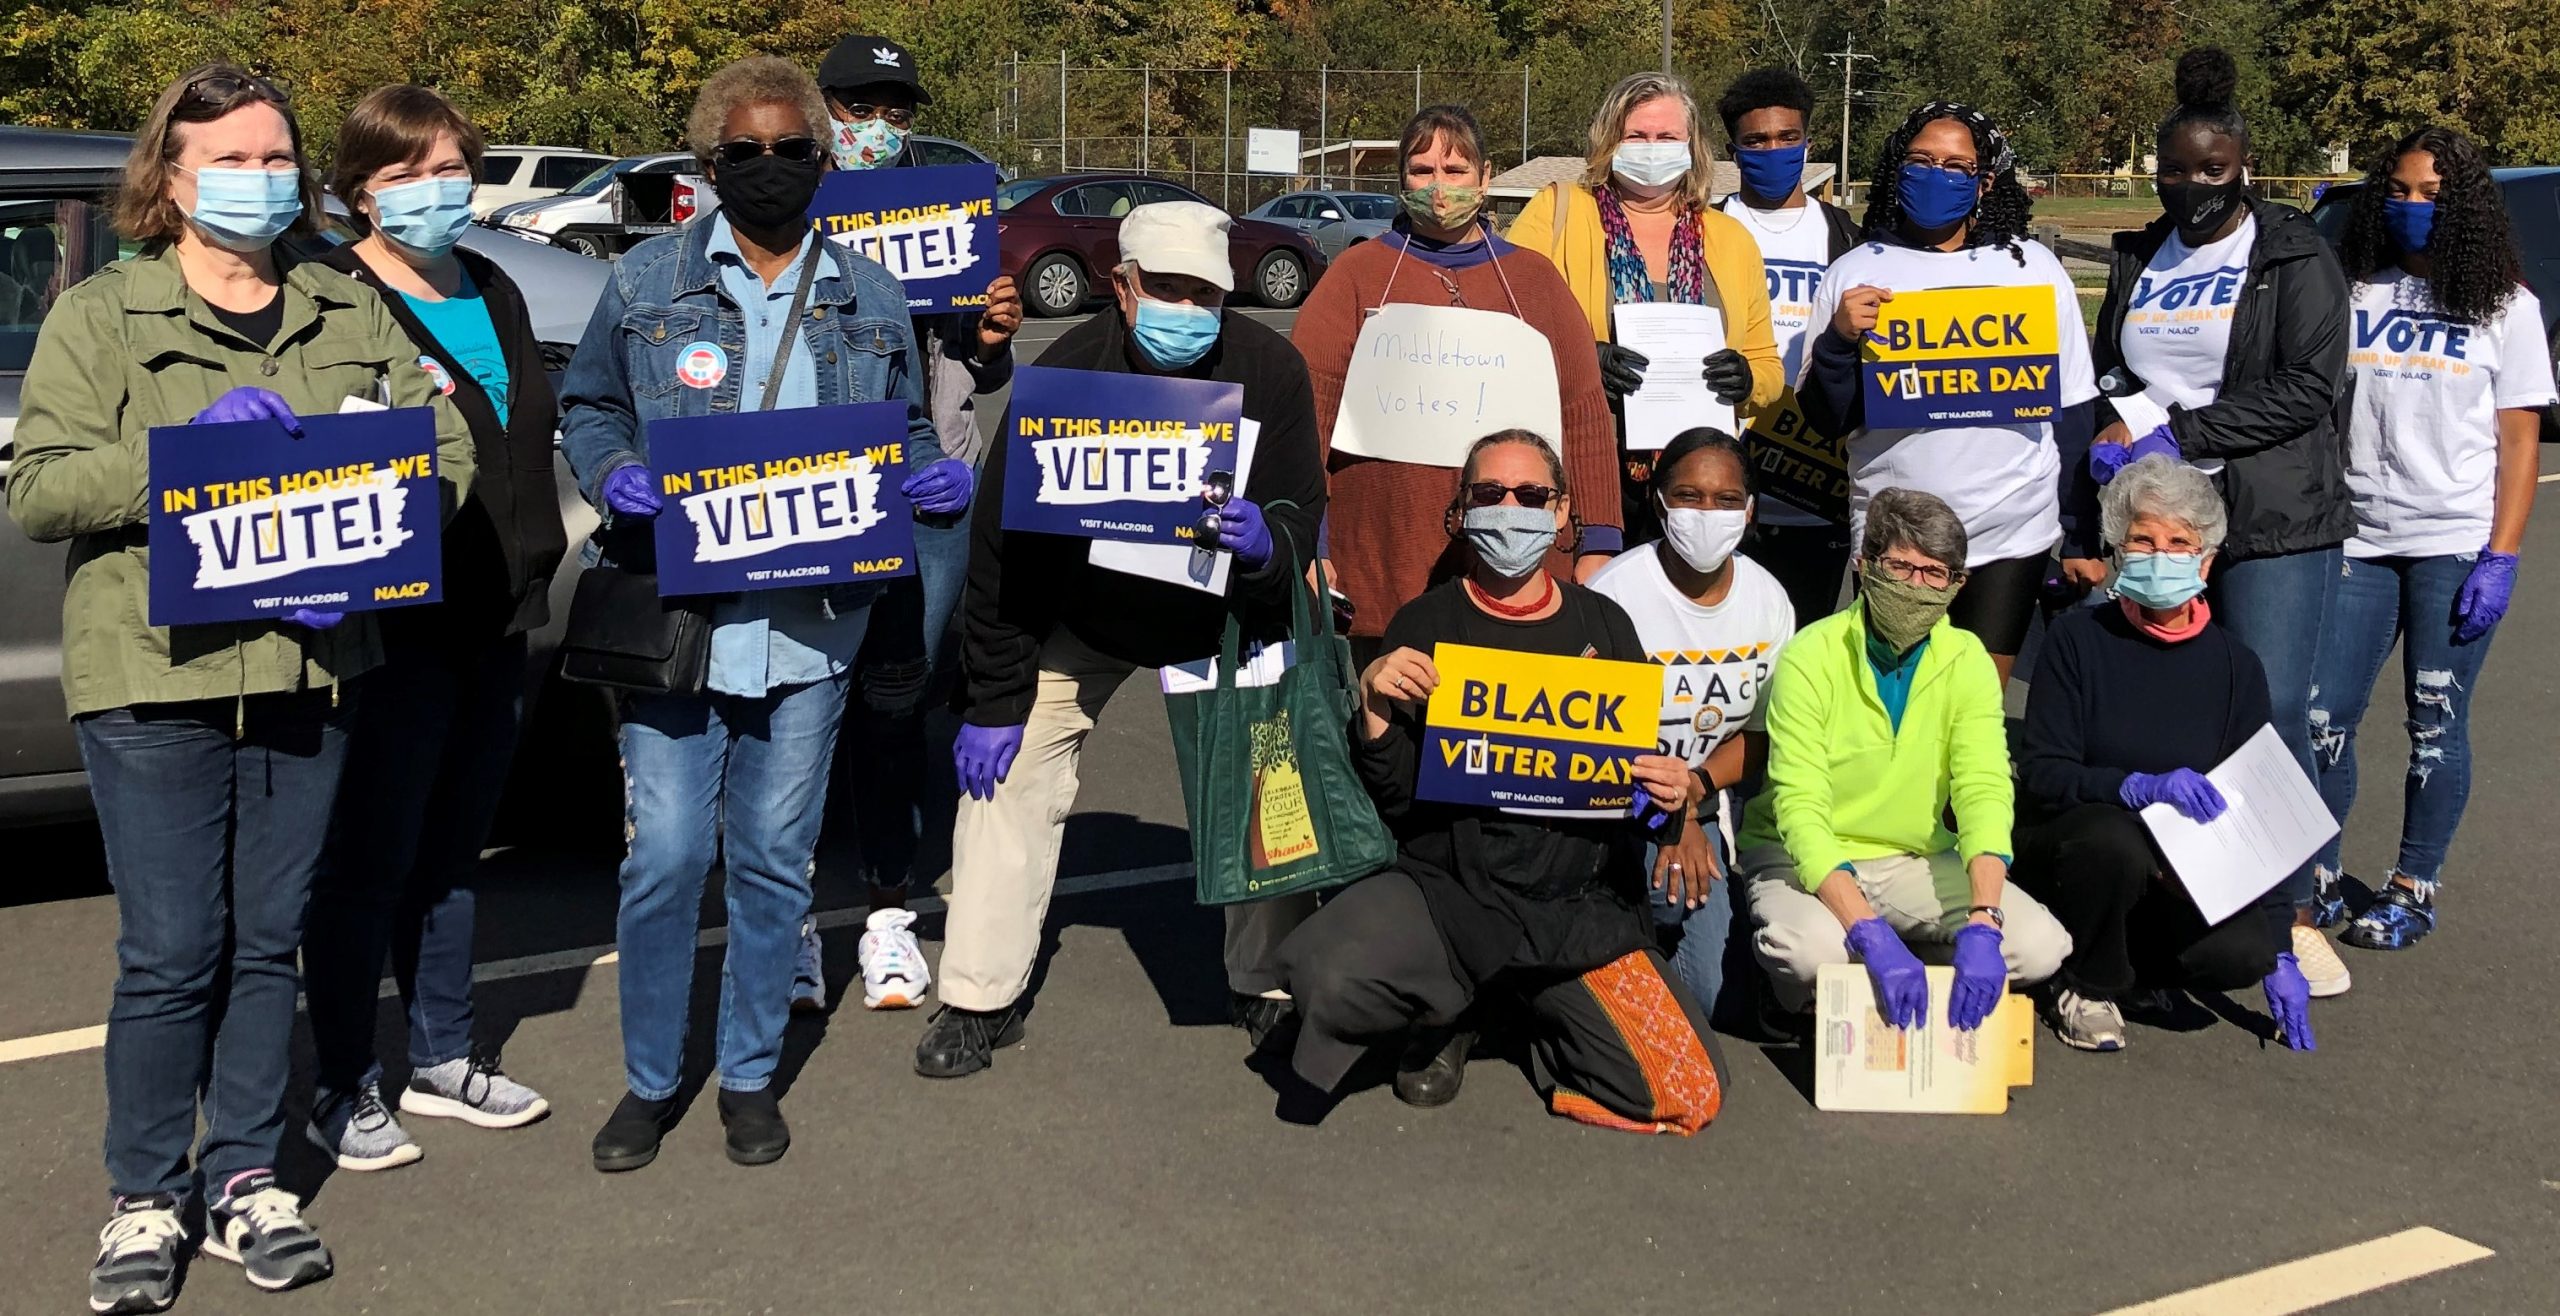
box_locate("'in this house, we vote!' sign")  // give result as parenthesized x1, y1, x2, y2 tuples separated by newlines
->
(999, 365, 1243, 547)
(645, 402, 918, 596)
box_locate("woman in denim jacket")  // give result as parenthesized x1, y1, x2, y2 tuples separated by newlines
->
(557, 56, 952, 1172)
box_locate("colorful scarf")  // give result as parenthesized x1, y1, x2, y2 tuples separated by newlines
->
(1593, 184, 1706, 306)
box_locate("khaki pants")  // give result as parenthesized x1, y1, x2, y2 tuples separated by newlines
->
(938, 626, 1320, 1011)
(1740, 845, 2072, 1013)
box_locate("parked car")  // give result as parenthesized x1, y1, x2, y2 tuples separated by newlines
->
(1240, 189, 1396, 261)
(473, 145, 617, 217)
(995, 174, 1324, 317)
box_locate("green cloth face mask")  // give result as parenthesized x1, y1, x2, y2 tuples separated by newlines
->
(1398, 184, 1484, 232)
(1861, 561, 1958, 651)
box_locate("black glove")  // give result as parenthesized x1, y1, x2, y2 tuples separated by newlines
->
(1701, 348, 1753, 407)
(1598, 341, 1649, 400)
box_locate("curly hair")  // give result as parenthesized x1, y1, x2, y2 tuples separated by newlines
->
(2340, 126, 2522, 326)
(1716, 68, 1816, 140)
(1860, 102, 2033, 267)
(685, 56, 829, 169)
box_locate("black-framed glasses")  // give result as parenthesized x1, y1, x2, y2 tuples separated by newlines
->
(1464, 481, 1560, 510)
(713, 136, 824, 166)
(1875, 554, 1961, 589)
(838, 103, 915, 129)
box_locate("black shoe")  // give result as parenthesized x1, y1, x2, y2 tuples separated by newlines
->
(1392, 1029, 1472, 1109)
(590, 1093, 677, 1173)
(716, 1088, 790, 1166)
(1229, 992, 1298, 1052)
(914, 1003, 1025, 1078)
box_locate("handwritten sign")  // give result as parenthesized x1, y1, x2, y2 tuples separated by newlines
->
(999, 365, 1243, 547)
(1416, 642, 1661, 813)
(645, 403, 918, 597)
(147, 409, 444, 626)
(1743, 387, 1850, 522)
(808, 164, 1001, 314)
(1330, 304, 1563, 467)
(1860, 286, 2060, 428)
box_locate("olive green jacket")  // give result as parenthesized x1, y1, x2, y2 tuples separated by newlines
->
(5, 244, 474, 716)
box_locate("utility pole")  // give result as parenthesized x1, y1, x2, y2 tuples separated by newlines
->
(1059, 51, 1069, 173)
(1317, 65, 1329, 190)
(1824, 34, 1877, 203)
(1660, 1, 1674, 71)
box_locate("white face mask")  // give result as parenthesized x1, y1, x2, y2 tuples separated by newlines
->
(1612, 141, 1693, 196)
(1659, 506, 1748, 573)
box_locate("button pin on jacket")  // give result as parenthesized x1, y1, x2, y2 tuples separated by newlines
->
(260, 358, 278, 376)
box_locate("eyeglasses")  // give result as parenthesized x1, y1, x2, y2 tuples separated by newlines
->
(182, 70, 291, 108)
(1875, 554, 1961, 589)
(713, 136, 824, 166)
(1902, 154, 1978, 179)
(838, 103, 915, 129)
(1463, 481, 1560, 510)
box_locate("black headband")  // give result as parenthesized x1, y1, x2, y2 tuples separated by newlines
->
(1901, 101, 2013, 176)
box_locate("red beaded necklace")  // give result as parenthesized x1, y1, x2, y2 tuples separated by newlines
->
(1467, 574, 1556, 618)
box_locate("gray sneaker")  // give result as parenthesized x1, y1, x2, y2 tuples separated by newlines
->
(401, 1052, 550, 1129)
(306, 1083, 423, 1172)
(201, 1172, 332, 1293)
(89, 1193, 183, 1314)
(2047, 988, 2128, 1052)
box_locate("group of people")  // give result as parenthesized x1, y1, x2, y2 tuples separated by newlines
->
(7, 32, 2543, 1315)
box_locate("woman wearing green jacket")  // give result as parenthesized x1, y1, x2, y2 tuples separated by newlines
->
(4, 64, 469, 1314)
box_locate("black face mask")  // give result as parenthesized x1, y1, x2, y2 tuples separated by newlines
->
(2159, 176, 2245, 245)
(716, 153, 824, 232)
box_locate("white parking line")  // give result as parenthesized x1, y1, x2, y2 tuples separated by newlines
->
(0, 862, 1194, 1067)
(2096, 1226, 2494, 1315)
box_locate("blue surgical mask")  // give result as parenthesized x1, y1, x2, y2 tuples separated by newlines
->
(830, 116, 907, 170)
(1461, 504, 1560, 579)
(1611, 141, 1692, 194)
(1734, 144, 1808, 203)
(370, 176, 475, 256)
(1130, 294, 1220, 368)
(184, 165, 302, 251)
(2113, 550, 2208, 610)
(1896, 162, 1979, 231)
(2383, 198, 2435, 254)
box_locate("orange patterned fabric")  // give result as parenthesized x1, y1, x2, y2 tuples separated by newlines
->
(1550, 951, 1724, 1136)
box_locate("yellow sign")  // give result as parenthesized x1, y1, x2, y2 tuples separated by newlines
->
(1861, 286, 2062, 427)
(1418, 643, 1661, 811)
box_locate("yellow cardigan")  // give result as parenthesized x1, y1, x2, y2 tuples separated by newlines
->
(1505, 180, 1787, 413)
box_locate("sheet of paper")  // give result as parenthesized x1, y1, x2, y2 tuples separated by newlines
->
(1091, 418, 1261, 594)
(1158, 639, 1296, 695)
(2140, 722, 2342, 925)
(1330, 304, 1564, 466)
(1813, 965, 2032, 1115)
(1613, 303, 1734, 450)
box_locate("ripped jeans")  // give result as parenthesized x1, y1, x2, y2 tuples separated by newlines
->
(2308, 552, 2503, 887)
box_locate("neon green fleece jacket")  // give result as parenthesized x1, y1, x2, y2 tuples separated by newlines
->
(1738, 600, 2013, 890)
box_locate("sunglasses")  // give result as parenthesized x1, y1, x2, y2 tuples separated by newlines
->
(1463, 481, 1560, 510)
(182, 70, 291, 107)
(713, 136, 824, 166)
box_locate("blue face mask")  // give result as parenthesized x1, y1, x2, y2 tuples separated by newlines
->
(370, 176, 475, 256)
(2383, 198, 2435, 254)
(2113, 550, 2208, 610)
(1461, 504, 1560, 579)
(1735, 144, 1808, 203)
(185, 165, 302, 251)
(1130, 294, 1221, 368)
(1896, 162, 1979, 231)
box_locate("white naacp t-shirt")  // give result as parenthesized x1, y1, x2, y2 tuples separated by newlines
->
(2343, 271, 2557, 559)
(2118, 214, 2257, 476)
(1800, 238, 2099, 565)
(1589, 547, 1797, 769)
(1722, 196, 1837, 528)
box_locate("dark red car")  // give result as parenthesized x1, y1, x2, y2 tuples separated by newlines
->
(996, 174, 1324, 317)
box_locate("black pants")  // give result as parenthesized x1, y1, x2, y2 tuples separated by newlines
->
(1945, 553, 2046, 657)
(1753, 521, 1852, 626)
(1276, 871, 1725, 1134)
(2010, 804, 2285, 1000)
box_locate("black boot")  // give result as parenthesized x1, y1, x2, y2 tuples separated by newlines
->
(1229, 991, 1299, 1052)
(1392, 1029, 1473, 1109)
(591, 1092, 677, 1172)
(913, 1004, 1026, 1078)
(716, 1088, 790, 1166)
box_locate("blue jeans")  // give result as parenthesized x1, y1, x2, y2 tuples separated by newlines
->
(1648, 827, 1735, 1021)
(2211, 545, 2340, 907)
(616, 675, 849, 1099)
(842, 513, 969, 891)
(305, 630, 528, 1110)
(2308, 552, 2502, 886)
(79, 692, 352, 1199)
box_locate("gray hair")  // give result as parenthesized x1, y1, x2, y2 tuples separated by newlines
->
(2100, 454, 2228, 552)
(1862, 487, 1969, 571)
(687, 57, 830, 168)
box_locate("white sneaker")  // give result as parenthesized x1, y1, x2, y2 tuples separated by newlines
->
(2045, 988, 2127, 1052)
(2290, 924, 2352, 998)
(858, 907, 931, 1010)
(790, 916, 828, 1013)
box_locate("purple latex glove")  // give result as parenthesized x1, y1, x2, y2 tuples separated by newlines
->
(601, 463, 662, 520)
(2089, 424, 2180, 485)
(2452, 549, 2517, 643)
(1947, 922, 2006, 1031)
(901, 457, 974, 516)
(2119, 767, 2227, 823)
(194, 387, 303, 436)
(285, 608, 344, 630)
(1844, 918, 1928, 1031)
(953, 722, 1025, 802)
(1213, 497, 1273, 571)
(2264, 951, 2315, 1051)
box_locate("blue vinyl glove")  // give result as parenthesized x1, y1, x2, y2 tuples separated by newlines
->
(2088, 424, 2179, 485)
(285, 608, 344, 630)
(601, 464, 662, 520)
(194, 386, 303, 436)
(1214, 497, 1274, 571)
(2452, 549, 2517, 643)
(1844, 918, 1928, 1031)
(901, 457, 974, 516)
(953, 722, 1026, 802)
(2119, 767, 2227, 823)
(2264, 951, 2315, 1051)
(1947, 922, 2007, 1032)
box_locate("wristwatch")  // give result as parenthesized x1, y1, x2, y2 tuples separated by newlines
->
(1967, 905, 2006, 929)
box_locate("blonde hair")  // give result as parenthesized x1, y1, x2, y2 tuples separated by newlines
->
(114, 63, 324, 245)
(1581, 72, 1715, 211)
(686, 56, 830, 168)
